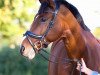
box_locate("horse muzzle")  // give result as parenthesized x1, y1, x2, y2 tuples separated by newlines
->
(20, 45, 36, 60)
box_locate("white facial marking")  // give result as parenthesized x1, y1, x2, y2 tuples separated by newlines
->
(27, 49, 36, 60)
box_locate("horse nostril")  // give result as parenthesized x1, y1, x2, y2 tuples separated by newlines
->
(43, 43, 48, 48)
(20, 45, 25, 55)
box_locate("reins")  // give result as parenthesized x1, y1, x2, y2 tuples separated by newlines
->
(39, 49, 82, 75)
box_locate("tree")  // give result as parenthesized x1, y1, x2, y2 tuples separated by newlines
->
(0, 0, 40, 46)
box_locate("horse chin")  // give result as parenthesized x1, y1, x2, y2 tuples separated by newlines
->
(27, 49, 36, 60)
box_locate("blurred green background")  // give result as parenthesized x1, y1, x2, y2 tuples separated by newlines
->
(0, 0, 100, 75)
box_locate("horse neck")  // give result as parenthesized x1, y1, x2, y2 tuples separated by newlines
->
(60, 7, 86, 59)
(63, 29, 86, 59)
(62, 19, 100, 71)
(59, 5, 100, 71)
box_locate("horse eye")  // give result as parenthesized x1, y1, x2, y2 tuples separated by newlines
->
(41, 17, 47, 22)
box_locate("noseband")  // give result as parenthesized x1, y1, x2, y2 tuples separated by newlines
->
(23, 1, 82, 75)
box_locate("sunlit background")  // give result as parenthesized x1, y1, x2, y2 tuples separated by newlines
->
(0, 0, 100, 75)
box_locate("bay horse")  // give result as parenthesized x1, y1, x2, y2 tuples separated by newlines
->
(20, 0, 100, 75)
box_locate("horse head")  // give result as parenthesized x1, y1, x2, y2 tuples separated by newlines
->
(20, 0, 86, 60)
(20, 0, 64, 59)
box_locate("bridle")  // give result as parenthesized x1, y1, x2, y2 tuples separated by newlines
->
(23, 1, 82, 75)
(24, 1, 59, 53)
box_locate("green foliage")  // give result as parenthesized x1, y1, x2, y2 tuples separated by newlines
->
(0, 0, 4, 8)
(0, 0, 39, 45)
(0, 1, 49, 75)
(0, 46, 48, 75)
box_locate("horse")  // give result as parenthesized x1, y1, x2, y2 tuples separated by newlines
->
(20, 0, 100, 75)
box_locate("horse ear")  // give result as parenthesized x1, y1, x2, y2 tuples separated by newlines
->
(39, 0, 59, 9)
(48, 0, 56, 8)
(39, 0, 48, 3)
(48, 0, 60, 9)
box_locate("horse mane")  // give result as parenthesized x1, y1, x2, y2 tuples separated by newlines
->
(60, 0, 90, 31)
(38, 0, 90, 31)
